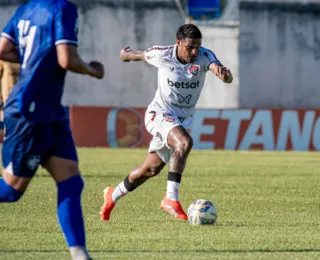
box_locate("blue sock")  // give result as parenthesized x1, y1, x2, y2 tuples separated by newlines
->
(57, 174, 86, 247)
(0, 178, 23, 202)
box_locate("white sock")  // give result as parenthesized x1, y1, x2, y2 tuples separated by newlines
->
(112, 181, 129, 203)
(166, 180, 180, 201)
(70, 246, 91, 260)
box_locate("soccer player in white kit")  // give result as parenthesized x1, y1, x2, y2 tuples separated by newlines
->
(101, 24, 233, 221)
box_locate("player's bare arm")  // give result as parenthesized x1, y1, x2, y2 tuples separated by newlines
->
(0, 37, 19, 63)
(57, 44, 104, 79)
(209, 63, 233, 83)
(120, 46, 146, 62)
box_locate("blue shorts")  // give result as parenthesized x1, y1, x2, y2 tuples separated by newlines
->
(2, 114, 78, 178)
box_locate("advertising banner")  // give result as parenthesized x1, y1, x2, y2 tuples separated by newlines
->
(192, 109, 320, 151)
(69, 106, 320, 151)
(69, 106, 151, 148)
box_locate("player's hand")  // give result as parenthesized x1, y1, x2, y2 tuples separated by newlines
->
(89, 61, 104, 79)
(214, 66, 230, 78)
(214, 66, 232, 83)
(120, 46, 132, 62)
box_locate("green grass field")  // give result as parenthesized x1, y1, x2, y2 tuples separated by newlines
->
(1, 149, 320, 260)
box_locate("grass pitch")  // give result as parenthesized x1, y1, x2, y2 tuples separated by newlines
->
(1, 149, 320, 259)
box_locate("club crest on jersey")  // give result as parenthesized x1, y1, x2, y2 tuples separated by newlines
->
(189, 65, 200, 76)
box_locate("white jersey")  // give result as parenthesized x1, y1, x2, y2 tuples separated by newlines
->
(144, 44, 222, 119)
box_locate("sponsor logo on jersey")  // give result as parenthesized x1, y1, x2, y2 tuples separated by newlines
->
(177, 94, 192, 104)
(171, 102, 194, 109)
(178, 117, 185, 123)
(27, 155, 41, 170)
(167, 78, 200, 89)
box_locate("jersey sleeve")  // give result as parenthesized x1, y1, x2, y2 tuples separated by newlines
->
(1, 16, 17, 45)
(54, 2, 78, 46)
(144, 46, 165, 68)
(201, 48, 223, 72)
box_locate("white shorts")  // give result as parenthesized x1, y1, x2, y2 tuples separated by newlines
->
(144, 108, 192, 163)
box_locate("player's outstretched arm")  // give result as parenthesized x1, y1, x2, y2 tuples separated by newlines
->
(209, 63, 233, 84)
(120, 46, 146, 62)
(0, 37, 19, 63)
(57, 44, 104, 79)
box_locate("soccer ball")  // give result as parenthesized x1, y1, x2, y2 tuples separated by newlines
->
(187, 199, 217, 226)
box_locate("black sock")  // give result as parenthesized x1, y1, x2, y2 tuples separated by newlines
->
(168, 172, 182, 183)
(123, 176, 138, 192)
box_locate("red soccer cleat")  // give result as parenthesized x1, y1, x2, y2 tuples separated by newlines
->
(100, 186, 115, 221)
(160, 197, 188, 221)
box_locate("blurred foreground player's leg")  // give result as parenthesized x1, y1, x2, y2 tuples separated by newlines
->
(0, 0, 104, 259)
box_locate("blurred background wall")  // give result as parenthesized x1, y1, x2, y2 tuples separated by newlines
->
(0, 0, 184, 106)
(0, 0, 240, 109)
(1, 0, 320, 109)
(239, 0, 320, 108)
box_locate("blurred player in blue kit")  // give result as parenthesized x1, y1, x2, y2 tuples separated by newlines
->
(0, 0, 104, 259)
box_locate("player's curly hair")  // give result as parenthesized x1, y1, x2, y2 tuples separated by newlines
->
(176, 24, 202, 40)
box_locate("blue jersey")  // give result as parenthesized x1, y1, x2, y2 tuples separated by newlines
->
(1, 0, 78, 122)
